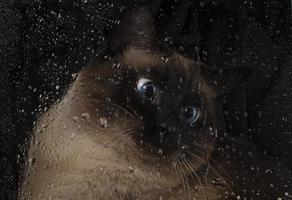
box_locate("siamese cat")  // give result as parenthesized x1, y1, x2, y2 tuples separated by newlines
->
(19, 6, 292, 200)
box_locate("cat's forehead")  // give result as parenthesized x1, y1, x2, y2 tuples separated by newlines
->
(121, 48, 198, 82)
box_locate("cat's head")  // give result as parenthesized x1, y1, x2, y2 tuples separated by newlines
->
(91, 6, 248, 156)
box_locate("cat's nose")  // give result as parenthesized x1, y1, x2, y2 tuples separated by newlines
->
(158, 123, 177, 135)
(158, 126, 168, 143)
(157, 123, 179, 148)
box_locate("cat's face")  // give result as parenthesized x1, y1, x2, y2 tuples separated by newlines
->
(97, 48, 217, 156)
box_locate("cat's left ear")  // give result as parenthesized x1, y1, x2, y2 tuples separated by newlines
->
(110, 7, 155, 52)
(200, 66, 251, 97)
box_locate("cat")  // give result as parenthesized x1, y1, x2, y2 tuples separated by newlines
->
(19, 5, 292, 200)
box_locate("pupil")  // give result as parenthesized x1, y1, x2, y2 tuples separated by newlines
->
(143, 84, 154, 98)
(184, 106, 194, 118)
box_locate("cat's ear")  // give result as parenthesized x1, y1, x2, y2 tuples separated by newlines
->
(200, 65, 251, 97)
(110, 7, 155, 52)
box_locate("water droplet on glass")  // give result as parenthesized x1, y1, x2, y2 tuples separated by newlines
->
(73, 116, 79, 122)
(81, 113, 90, 119)
(128, 166, 135, 173)
(99, 117, 108, 128)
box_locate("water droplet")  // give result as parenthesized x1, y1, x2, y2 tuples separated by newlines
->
(73, 116, 79, 122)
(128, 166, 135, 173)
(99, 117, 108, 128)
(28, 157, 35, 165)
(81, 113, 90, 119)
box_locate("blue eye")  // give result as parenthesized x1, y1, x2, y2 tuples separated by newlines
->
(183, 105, 200, 123)
(137, 78, 157, 100)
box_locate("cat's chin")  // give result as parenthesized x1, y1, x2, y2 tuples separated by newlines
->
(97, 116, 213, 172)
(134, 133, 215, 167)
(105, 130, 207, 178)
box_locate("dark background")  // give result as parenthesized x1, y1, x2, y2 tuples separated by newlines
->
(0, 0, 291, 199)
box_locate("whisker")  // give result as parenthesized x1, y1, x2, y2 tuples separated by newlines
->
(104, 135, 125, 149)
(186, 150, 234, 193)
(185, 156, 209, 200)
(126, 105, 141, 119)
(102, 102, 137, 120)
(171, 154, 180, 183)
(118, 131, 135, 148)
(188, 142, 233, 182)
(180, 145, 206, 177)
(175, 155, 187, 192)
(104, 131, 134, 148)
(190, 143, 232, 179)
(102, 132, 122, 146)
(177, 154, 194, 200)
(178, 154, 207, 200)
(102, 128, 136, 147)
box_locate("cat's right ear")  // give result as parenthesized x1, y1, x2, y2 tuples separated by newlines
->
(110, 7, 155, 52)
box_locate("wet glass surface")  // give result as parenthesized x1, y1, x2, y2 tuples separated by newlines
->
(0, 0, 291, 199)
